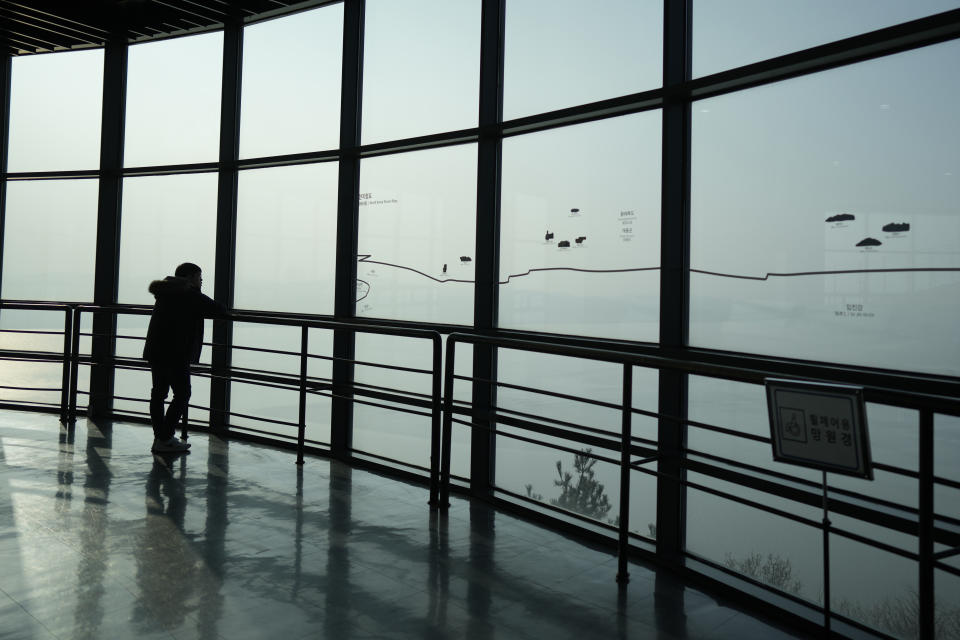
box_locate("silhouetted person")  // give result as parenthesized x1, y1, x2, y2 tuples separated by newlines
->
(143, 263, 229, 453)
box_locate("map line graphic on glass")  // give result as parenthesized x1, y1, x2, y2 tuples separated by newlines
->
(355, 253, 959, 298)
(354, 208, 957, 301)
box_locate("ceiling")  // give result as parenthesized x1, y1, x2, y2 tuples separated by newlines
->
(0, 0, 326, 56)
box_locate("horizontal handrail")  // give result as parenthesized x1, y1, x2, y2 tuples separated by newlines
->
(2, 300, 958, 638)
(438, 329, 960, 640)
(0, 300, 444, 503)
(446, 332, 960, 416)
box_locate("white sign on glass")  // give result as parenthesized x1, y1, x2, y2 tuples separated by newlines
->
(765, 378, 873, 480)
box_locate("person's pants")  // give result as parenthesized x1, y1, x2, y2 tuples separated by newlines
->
(149, 363, 191, 442)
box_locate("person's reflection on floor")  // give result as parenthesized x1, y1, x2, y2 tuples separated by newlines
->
(133, 455, 197, 633)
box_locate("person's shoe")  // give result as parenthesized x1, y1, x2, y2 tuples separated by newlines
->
(151, 437, 191, 453)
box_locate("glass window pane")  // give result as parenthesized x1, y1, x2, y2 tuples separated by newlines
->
(124, 32, 223, 167)
(352, 333, 437, 472)
(497, 349, 624, 436)
(936, 571, 960, 640)
(935, 413, 960, 529)
(499, 433, 622, 526)
(240, 6, 343, 158)
(499, 113, 661, 341)
(357, 144, 477, 325)
(0, 360, 63, 409)
(118, 174, 218, 305)
(444, 339, 474, 481)
(2, 180, 98, 302)
(0, 308, 74, 408)
(234, 163, 338, 314)
(361, 0, 480, 144)
(229, 323, 331, 444)
(495, 349, 658, 536)
(504, 0, 662, 120)
(686, 479, 823, 604)
(693, 0, 960, 78)
(828, 522, 918, 637)
(690, 42, 960, 376)
(7, 50, 103, 172)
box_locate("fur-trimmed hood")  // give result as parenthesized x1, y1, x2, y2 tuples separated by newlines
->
(143, 276, 228, 364)
(148, 276, 195, 297)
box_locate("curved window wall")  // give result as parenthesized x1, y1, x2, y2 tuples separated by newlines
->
(1, 5, 958, 639)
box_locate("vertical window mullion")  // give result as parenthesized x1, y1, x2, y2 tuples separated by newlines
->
(211, 12, 243, 432)
(89, 33, 127, 419)
(657, 0, 692, 567)
(332, 0, 366, 459)
(471, 0, 506, 496)
(0, 51, 11, 302)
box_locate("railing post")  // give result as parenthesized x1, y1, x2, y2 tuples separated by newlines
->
(439, 335, 458, 509)
(429, 334, 443, 506)
(297, 324, 308, 465)
(617, 363, 633, 584)
(180, 381, 189, 441)
(60, 306, 73, 425)
(919, 409, 934, 640)
(822, 471, 832, 632)
(68, 307, 80, 424)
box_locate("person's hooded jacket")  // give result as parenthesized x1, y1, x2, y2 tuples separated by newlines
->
(142, 276, 229, 365)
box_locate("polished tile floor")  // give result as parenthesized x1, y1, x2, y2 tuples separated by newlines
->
(0, 410, 807, 640)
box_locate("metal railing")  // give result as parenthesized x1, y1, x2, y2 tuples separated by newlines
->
(438, 332, 960, 640)
(0, 301, 444, 503)
(2, 300, 960, 638)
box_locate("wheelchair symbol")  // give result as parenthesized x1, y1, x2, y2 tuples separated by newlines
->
(779, 408, 807, 443)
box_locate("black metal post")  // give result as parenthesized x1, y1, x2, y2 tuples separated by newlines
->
(616, 364, 633, 584)
(919, 409, 934, 640)
(210, 12, 242, 433)
(60, 306, 73, 424)
(656, 0, 692, 569)
(439, 335, 458, 509)
(89, 33, 127, 419)
(331, 0, 365, 460)
(69, 307, 80, 424)
(297, 324, 308, 465)
(429, 334, 443, 506)
(470, 0, 505, 498)
(822, 471, 831, 632)
(180, 397, 189, 440)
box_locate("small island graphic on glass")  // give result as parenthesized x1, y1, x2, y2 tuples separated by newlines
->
(826, 213, 855, 222)
(883, 222, 910, 232)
